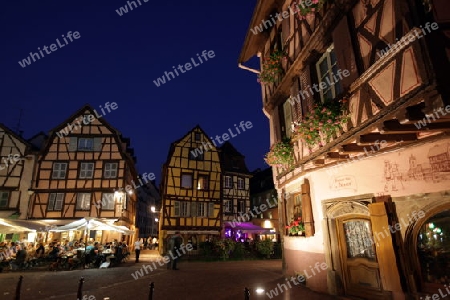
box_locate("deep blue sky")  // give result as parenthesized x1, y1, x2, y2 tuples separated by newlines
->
(0, 0, 268, 183)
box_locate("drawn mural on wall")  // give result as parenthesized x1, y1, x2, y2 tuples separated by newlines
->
(328, 142, 450, 196)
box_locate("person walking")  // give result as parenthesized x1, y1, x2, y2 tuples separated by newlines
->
(169, 232, 182, 270)
(134, 238, 143, 263)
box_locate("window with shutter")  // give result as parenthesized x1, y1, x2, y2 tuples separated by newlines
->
(315, 44, 343, 102)
(94, 137, 102, 151)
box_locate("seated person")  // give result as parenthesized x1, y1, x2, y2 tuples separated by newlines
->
(89, 242, 101, 267)
(47, 244, 61, 261)
(35, 243, 45, 258)
(10, 244, 27, 270)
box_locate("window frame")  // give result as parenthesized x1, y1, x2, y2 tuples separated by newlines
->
(315, 44, 343, 103)
(197, 175, 209, 190)
(223, 199, 233, 214)
(194, 132, 201, 142)
(76, 193, 91, 211)
(77, 138, 94, 151)
(52, 162, 68, 179)
(104, 162, 118, 179)
(181, 173, 193, 189)
(188, 148, 204, 160)
(180, 201, 190, 217)
(101, 193, 115, 210)
(224, 176, 233, 188)
(48, 193, 64, 211)
(0, 191, 10, 208)
(238, 200, 245, 213)
(237, 177, 245, 190)
(79, 162, 95, 179)
(197, 202, 207, 218)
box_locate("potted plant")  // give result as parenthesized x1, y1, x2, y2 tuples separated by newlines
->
(257, 49, 287, 85)
(286, 217, 305, 236)
(264, 137, 295, 169)
(292, 0, 327, 20)
(292, 97, 349, 148)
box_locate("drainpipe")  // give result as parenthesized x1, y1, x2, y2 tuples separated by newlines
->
(238, 63, 260, 74)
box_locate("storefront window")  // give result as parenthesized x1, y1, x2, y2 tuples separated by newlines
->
(417, 210, 450, 285)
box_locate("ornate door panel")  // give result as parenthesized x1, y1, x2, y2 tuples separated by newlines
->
(336, 215, 389, 299)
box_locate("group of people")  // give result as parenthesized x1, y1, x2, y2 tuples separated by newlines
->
(0, 238, 131, 271)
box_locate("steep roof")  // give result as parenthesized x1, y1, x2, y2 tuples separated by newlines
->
(219, 141, 250, 174)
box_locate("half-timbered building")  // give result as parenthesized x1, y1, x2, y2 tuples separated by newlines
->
(239, 0, 450, 298)
(160, 126, 222, 252)
(27, 104, 138, 244)
(0, 124, 35, 221)
(219, 142, 253, 239)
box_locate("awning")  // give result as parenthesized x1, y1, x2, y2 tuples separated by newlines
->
(224, 222, 273, 234)
(49, 217, 128, 233)
(0, 219, 33, 233)
(6, 219, 52, 231)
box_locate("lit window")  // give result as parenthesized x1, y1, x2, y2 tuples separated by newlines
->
(237, 178, 245, 190)
(197, 175, 209, 190)
(224, 176, 233, 188)
(52, 162, 67, 179)
(76, 193, 91, 210)
(224, 200, 232, 213)
(79, 162, 94, 179)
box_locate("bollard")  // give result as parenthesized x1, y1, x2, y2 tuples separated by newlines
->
(148, 282, 155, 300)
(14, 275, 23, 300)
(244, 287, 250, 300)
(77, 277, 85, 300)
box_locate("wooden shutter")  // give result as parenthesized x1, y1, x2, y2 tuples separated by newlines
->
(208, 202, 215, 218)
(299, 67, 313, 114)
(94, 137, 102, 151)
(283, 100, 293, 138)
(68, 137, 77, 151)
(332, 15, 358, 91)
(174, 201, 180, 217)
(190, 202, 197, 217)
(301, 179, 315, 237)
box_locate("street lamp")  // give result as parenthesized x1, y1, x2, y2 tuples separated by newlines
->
(151, 206, 156, 213)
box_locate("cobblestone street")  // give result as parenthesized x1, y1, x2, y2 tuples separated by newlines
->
(0, 250, 338, 300)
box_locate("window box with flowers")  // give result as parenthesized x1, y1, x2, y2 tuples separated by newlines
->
(264, 137, 295, 170)
(292, 98, 349, 148)
(286, 217, 305, 236)
(292, 0, 327, 20)
(257, 49, 288, 85)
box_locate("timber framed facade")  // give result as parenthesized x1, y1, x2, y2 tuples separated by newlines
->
(27, 105, 138, 244)
(219, 141, 252, 233)
(160, 126, 222, 251)
(0, 124, 35, 220)
(240, 0, 450, 299)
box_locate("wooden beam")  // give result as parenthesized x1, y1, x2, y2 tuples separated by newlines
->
(340, 143, 370, 153)
(327, 152, 350, 159)
(382, 120, 450, 133)
(358, 133, 417, 144)
(314, 159, 325, 165)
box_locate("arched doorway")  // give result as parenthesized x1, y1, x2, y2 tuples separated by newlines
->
(415, 208, 450, 294)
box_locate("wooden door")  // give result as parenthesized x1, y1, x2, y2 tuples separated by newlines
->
(336, 215, 388, 299)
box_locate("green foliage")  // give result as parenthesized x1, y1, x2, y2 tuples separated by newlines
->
(264, 137, 294, 169)
(230, 242, 246, 260)
(294, 0, 327, 20)
(292, 98, 349, 147)
(286, 217, 305, 235)
(214, 239, 236, 260)
(258, 49, 287, 85)
(255, 239, 274, 258)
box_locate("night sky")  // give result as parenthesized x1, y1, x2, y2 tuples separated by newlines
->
(0, 0, 268, 183)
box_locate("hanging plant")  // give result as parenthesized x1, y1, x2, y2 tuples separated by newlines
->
(293, 0, 327, 20)
(292, 97, 349, 147)
(264, 137, 294, 169)
(286, 217, 305, 236)
(257, 49, 287, 85)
